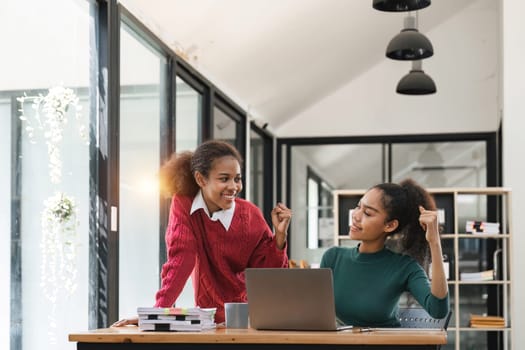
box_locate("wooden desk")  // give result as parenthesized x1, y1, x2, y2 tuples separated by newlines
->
(69, 326, 447, 350)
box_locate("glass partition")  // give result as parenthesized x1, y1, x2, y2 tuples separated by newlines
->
(118, 23, 165, 318)
(176, 76, 201, 152)
(250, 130, 264, 207)
(288, 140, 490, 266)
(213, 105, 237, 143)
(213, 101, 245, 199)
(392, 141, 487, 188)
(0, 98, 11, 350)
(4, 1, 93, 349)
(289, 144, 383, 264)
(19, 90, 90, 350)
(172, 75, 204, 307)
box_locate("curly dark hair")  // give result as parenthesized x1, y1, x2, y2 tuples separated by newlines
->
(372, 178, 436, 268)
(159, 140, 243, 197)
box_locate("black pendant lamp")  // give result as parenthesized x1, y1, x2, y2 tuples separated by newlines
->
(397, 60, 436, 95)
(386, 16, 433, 60)
(373, 0, 431, 12)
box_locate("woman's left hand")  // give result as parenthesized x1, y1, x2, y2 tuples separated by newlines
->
(271, 202, 292, 249)
(419, 206, 448, 299)
(419, 206, 440, 244)
(111, 316, 138, 327)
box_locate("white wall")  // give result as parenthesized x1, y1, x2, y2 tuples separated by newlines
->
(276, 0, 500, 137)
(502, 0, 525, 347)
(1, 0, 91, 91)
(0, 0, 163, 92)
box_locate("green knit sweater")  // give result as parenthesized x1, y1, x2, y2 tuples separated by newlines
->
(320, 246, 449, 327)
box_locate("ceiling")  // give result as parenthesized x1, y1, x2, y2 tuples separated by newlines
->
(119, 0, 499, 188)
(120, 0, 500, 138)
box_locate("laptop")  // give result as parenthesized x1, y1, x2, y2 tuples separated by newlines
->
(245, 268, 353, 331)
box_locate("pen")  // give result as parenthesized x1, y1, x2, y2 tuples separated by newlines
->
(353, 327, 373, 333)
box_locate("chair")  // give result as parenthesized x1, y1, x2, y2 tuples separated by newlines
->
(398, 307, 452, 330)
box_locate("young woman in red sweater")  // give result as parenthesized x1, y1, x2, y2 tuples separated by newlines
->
(113, 140, 291, 325)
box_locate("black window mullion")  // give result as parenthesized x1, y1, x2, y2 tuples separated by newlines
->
(263, 133, 274, 220)
(285, 144, 292, 256)
(90, 0, 120, 328)
(262, 128, 274, 224)
(383, 142, 392, 182)
(276, 139, 284, 214)
(157, 56, 176, 279)
(486, 130, 502, 349)
(203, 86, 214, 142)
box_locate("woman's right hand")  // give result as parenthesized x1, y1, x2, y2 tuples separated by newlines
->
(418, 206, 439, 245)
(111, 316, 138, 327)
(271, 202, 292, 249)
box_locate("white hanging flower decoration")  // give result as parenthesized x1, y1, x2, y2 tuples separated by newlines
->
(18, 86, 86, 346)
(17, 86, 87, 184)
(40, 192, 79, 302)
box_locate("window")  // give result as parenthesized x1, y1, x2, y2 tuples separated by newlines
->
(307, 167, 334, 249)
(176, 76, 202, 152)
(288, 143, 383, 261)
(213, 96, 245, 157)
(171, 72, 206, 308)
(3, 1, 93, 349)
(392, 141, 487, 188)
(282, 136, 497, 265)
(214, 105, 237, 143)
(118, 22, 166, 318)
(249, 126, 273, 221)
(0, 97, 12, 350)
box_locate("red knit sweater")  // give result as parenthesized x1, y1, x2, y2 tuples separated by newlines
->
(154, 195, 288, 323)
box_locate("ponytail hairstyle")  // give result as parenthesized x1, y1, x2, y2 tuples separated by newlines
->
(372, 178, 436, 268)
(159, 140, 243, 197)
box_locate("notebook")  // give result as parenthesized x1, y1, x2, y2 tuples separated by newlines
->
(245, 267, 353, 331)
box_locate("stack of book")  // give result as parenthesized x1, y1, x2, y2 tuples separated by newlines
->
(465, 220, 500, 234)
(469, 314, 505, 328)
(137, 307, 216, 331)
(460, 269, 494, 281)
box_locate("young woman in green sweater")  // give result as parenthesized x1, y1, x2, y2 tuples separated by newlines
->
(321, 179, 449, 327)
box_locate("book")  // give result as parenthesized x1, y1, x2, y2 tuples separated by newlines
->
(460, 269, 494, 281)
(137, 307, 216, 332)
(469, 314, 505, 328)
(139, 318, 215, 326)
(465, 220, 500, 234)
(139, 314, 202, 321)
(137, 307, 216, 317)
(139, 322, 216, 332)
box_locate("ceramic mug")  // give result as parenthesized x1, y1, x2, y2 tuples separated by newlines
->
(224, 302, 249, 328)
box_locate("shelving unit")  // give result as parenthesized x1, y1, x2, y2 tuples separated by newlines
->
(333, 187, 512, 350)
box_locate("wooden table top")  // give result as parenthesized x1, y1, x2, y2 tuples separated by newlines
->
(69, 326, 447, 345)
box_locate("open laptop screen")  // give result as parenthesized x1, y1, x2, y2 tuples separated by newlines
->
(245, 268, 352, 331)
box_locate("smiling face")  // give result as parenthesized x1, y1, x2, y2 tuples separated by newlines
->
(349, 188, 399, 251)
(195, 155, 242, 214)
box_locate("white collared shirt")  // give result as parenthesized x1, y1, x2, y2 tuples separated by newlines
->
(190, 190, 235, 231)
